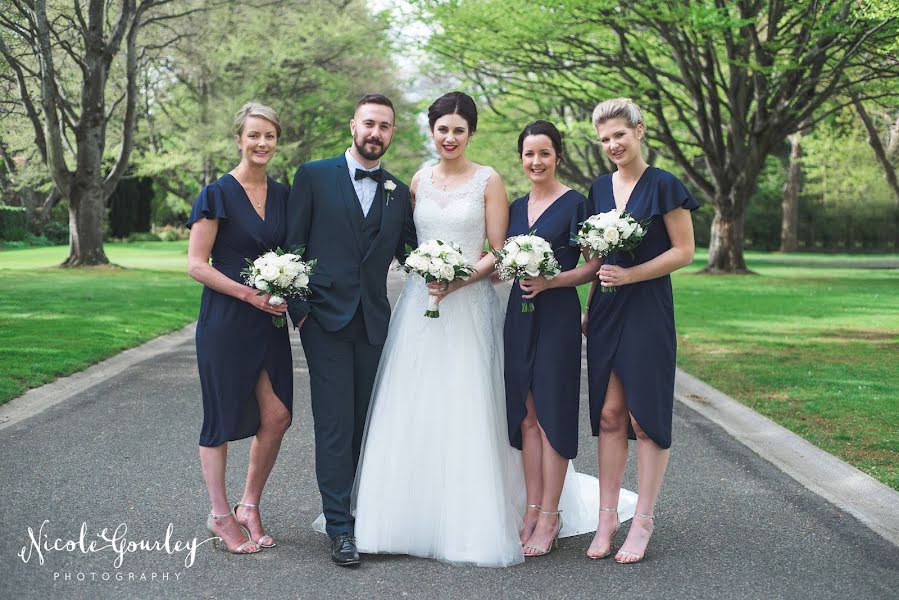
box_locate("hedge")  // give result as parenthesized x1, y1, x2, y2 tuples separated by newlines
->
(0, 205, 27, 241)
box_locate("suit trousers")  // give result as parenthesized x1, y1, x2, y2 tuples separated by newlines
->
(300, 306, 384, 538)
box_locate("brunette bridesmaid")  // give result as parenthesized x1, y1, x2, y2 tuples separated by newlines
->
(504, 120, 602, 556)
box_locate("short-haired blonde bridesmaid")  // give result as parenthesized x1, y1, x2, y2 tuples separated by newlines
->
(583, 98, 698, 563)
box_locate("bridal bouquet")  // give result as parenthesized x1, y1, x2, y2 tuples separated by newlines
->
(399, 239, 475, 318)
(242, 248, 316, 327)
(574, 210, 646, 292)
(493, 234, 561, 313)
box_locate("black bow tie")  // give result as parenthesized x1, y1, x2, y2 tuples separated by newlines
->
(354, 168, 383, 182)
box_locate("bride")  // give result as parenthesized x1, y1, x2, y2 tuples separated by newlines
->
(345, 92, 635, 567)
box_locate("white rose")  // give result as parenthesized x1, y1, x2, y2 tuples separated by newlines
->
(431, 257, 446, 269)
(260, 265, 279, 281)
(603, 227, 620, 245)
(502, 253, 516, 267)
(253, 256, 266, 269)
(276, 272, 292, 287)
(294, 273, 310, 288)
(506, 240, 521, 254)
(384, 180, 397, 192)
(440, 264, 455, 279)
(254, 277, 269, 291)
(595, 238, 609, 253)
(635, 224, 644, 237)
(284, 262, 302, 277)
(447, 253, 462, 266)
(514, 251, 532, 267)
(428, 262, 442, 277)
(619, 220, 637, 239)
(268, 295, 284, 306)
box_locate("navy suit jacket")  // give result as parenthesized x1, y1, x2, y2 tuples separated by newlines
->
(285, 155, 417, 345)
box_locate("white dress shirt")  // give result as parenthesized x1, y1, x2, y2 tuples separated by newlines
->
(345, 149, 381, 218)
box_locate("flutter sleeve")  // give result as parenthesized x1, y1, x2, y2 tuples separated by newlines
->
(649, 170, 700, 217)
(186, 183, 229, 228)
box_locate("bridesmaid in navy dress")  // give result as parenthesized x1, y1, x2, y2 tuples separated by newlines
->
(583, 99, 697, 564)
(504, 121, 602, 556)
(186, 102, 293, 554)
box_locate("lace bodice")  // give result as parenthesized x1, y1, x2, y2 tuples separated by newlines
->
(414, 166, 493, 263)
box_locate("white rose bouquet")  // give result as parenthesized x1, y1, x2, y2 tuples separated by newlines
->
(398, 239, 475, 318)
(492, 234, 561, 313)
(574, 209, 646, 292)
(241, 248, 316, 327)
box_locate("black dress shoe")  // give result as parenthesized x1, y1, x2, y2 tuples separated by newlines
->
(331, 533, 360, 566)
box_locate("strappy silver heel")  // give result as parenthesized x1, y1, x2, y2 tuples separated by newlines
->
(586, 507, 620, 559)
(206, 512, 259, 554)
(615, 512, 654, 564)
(234, 502, 276, 548)
(523, 509, 562, 557)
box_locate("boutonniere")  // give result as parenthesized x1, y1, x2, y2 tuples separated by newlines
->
(383, 179, 397, 206)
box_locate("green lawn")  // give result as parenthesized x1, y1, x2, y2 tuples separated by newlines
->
(3, 243, 897, 490)
(0, 242, 199, 403)
(579, 252, 899, 490)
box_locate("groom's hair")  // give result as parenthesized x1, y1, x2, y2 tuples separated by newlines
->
(356, 93, 395, 116)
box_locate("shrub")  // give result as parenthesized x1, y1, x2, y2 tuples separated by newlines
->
(152, 224, 190, 241)
(0, 205, 28, 241)
(126, 231, 161, 242)
(39, 220, 69, 245)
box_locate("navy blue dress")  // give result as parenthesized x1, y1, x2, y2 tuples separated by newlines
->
(585, 167, 698, 449)
(504, 190, 587, 459)
(187, 174, 293, 447)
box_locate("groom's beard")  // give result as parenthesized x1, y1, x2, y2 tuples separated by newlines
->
(354, 134, 388, 161)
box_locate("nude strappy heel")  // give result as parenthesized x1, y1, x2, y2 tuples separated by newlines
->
(523, 509, 562, 557)
(206, 512, 259, 554)
(615, 512, 654, 564)
(234, 502, 276, 548)
(586, 507, 620, 559)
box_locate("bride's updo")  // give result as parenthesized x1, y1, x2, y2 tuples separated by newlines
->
(427, 91, 478, 133)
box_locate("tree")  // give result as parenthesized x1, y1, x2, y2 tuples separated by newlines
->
(0, 1, 196, 265)
(132, 0, 426, 212)
(418, 0, 899, 272)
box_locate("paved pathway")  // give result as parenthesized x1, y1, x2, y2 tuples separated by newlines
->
(2, 275, 898, 599)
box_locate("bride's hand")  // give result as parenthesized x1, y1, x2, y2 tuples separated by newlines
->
(428, 279, 464, 304)
(520, 275, 553, 300)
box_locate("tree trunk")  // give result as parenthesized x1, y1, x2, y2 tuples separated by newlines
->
(63, 184, 109, 266)
(704, 207, 750, 273)
(780, 130, 803, 252)
(852, 95, 899, 250)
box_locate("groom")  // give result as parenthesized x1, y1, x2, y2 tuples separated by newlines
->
(286, 94, 417, 566)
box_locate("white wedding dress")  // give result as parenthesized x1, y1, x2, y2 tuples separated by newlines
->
(314, 166, 636, 567)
